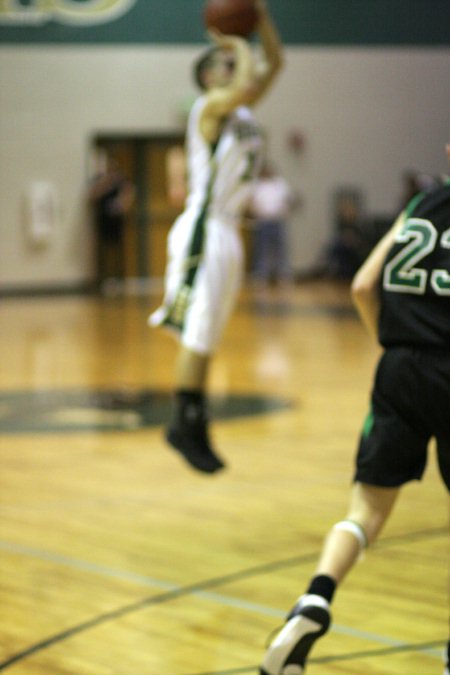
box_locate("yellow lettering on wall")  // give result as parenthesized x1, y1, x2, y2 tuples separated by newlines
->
(55, 0, 136, 25)
(0, 0, 136, 25)
(0, 0, 50, 25)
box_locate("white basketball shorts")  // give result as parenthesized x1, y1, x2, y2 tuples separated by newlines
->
(149, 210, 243, 354)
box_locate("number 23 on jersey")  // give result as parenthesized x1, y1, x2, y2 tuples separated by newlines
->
(383, 218, 450, 295)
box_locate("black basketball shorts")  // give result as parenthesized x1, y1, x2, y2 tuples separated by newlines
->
(354, 346, 450, 491)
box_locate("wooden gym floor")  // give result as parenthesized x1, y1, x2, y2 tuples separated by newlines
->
(0, 281, 447, 674)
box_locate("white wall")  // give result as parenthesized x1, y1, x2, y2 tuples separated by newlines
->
(263, 48, 450, 272)
(0, 45, 449, 289)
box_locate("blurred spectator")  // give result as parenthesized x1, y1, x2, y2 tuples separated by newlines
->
(88, 151, 135, 292)
(301, 190, 366, 282)
(248, 162, 299, 286)
(325, 192, 366, 279)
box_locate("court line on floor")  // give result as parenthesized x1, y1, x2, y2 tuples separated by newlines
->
(0, 537, 440, 653)
(185, 639, 447, 675)
(0, 526, 446, 670)
(2, 538, 443, 665)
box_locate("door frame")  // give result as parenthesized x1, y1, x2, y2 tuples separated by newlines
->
(89, 131, 185, 283)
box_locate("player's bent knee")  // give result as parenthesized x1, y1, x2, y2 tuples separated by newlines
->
(333, 519, 369, 551)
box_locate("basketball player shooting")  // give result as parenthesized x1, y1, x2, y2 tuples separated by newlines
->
(149, 0, 284, 473)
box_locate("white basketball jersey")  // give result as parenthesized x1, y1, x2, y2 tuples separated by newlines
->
(184, 96, 264, 225)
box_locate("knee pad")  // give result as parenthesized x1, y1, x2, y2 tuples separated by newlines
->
(333, 519, 368, 551)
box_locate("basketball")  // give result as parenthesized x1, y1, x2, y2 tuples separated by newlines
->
(203, 0, 258, 38)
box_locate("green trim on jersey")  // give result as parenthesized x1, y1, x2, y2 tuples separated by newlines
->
(362, 408, 374, 438)
(162, 149, 218, 333)
(405, 191, 426, 217)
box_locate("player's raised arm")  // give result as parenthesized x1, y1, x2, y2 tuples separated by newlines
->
(249, 0, 284, 104)
(199, 32, 257, 142)
(199, 2, 283, 142)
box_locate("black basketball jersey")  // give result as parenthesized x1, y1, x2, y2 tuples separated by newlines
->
(378, 181, 450, 350)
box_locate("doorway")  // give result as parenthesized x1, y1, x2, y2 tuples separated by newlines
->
(89, 133, 185, 287)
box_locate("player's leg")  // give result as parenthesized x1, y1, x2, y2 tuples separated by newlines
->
(445, 510, 449, 675)
(445, 500, 450, 675)
(315, 482, 399, 580)
(430, 353, 450, 675)
(253, 221, 271, 285)
(444, 494, 450, 675)
(166, 224, 243, 474)
(272, 220, 291, 284)
(439, 456, 450, 675)
(149, 213, 224, 472)
(260, 482, 399, 675)
(166, 346, 225, 474)
(175, 344, 209, 389)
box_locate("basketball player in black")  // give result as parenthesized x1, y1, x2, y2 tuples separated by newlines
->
(260, 144, 450, 675)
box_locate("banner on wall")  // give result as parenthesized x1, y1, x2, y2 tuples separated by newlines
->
(0, 0, 137, 26)
(0, 0, 448, 45)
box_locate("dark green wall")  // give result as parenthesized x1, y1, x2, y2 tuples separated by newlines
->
(0, 0, 449, 45)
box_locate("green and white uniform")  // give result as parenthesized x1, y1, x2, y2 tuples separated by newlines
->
(149, 96, 264, 353)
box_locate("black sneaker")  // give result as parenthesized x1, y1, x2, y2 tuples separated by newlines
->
(165, 425, 225, 474)
(260, 595, 331, 675)
(444, 641, 450, 675)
